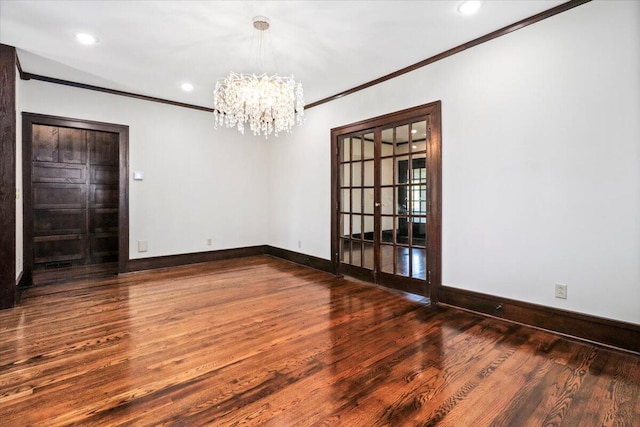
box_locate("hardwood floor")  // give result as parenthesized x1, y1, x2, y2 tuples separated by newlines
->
(1, 256, 638, 426)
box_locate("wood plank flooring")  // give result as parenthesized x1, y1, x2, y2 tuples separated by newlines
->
(1, 256, 639, 426)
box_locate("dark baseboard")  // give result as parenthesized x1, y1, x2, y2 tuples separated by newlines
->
(124, 245, 334, 275)
(126, 245, 268, 272)
(124, 244, 334, 275)
(266, 246, 335, 274)
(438, 285, 640, 354)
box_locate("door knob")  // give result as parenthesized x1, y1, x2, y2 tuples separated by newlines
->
(375, 202, 381, 207)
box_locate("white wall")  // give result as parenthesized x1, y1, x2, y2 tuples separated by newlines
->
(19, 81, 270, 259)
(15, 62, 23, 280)
(268, 1, 640, 324)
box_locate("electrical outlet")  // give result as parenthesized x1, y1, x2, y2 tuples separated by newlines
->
(298, 240, 302, 249)
(555, 283, 567, 299)
(207, 238, 213, 246)
(138, 240, 148, 252)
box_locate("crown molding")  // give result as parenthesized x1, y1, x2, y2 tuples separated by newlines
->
(21, 72, 215, 113)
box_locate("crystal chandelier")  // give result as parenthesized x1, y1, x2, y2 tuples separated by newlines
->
(213, 17, 305, 138)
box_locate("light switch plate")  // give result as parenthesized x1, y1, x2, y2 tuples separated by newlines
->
(133, 171, 144, 180)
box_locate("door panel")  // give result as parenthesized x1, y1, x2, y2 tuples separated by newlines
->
(33, 162, 86, 184)
(91, 165, 118, 184)
(90, 185, 118, 207)
(34, 210, 86, 236)
(30, 125, 120, 269)
(33, 183, 85, 209)
(90, 234, 118, 259)
(32, 125, 59, 162)
(90, 208, 118, 233)
(90, 132, 119, 165)
(58, 128, 86, 164)
(33, 234, 84, 264)
(339, 133, 376, 282)
(88, 131, 119, 263)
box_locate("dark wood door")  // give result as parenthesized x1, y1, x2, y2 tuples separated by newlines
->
(332, 102, 442, 299)
(31, 124, 119, 269)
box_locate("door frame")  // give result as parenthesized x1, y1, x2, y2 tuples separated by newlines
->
(22, 113, 129, 285)
(330, 101, 442, 301)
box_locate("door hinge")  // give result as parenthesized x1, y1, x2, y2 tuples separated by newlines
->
(427, 270, 432, 285)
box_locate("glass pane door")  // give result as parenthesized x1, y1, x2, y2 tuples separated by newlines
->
(339, 132, 376, 279)
(379, 119, 428, 281)
(333, 102, 441, 299)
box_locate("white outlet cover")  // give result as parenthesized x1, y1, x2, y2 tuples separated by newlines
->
(555, 284, 567, 299)
(133, 171, 144, 180)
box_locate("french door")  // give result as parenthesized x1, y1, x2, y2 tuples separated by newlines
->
(331, 102, 441, 299)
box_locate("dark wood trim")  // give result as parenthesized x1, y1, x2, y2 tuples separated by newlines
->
(20, 116, 33, 288)
(0, 44, 17, 309)
(117, 127, 130, 274)
(339, 263, 375, 283)
(330, 133, 339, 275)
(15, 50, 26, 80)
(331, 102, 441, 137)
(126, 246, 268, 272)
(307, 0, 591, 109)
(124, 245, 334, 275)
(438, 285, 640, 354)
(22, 72, 215, 113)
(22, 113, 130, 285)
(266, 246, 334, 274)
(378, 272, 426, 297)
(426, 104, 442, 303)
(20, 118, 31, 288)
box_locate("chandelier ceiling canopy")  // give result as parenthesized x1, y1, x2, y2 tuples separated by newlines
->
(213, 16, 305, 139)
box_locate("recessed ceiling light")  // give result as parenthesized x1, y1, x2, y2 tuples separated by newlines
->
(74, 32, 98, 45)
(181, 82, 194, 92)
(458, 0, 482, 15)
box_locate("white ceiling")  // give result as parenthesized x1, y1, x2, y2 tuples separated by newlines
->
(0, 1, 565, 108)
